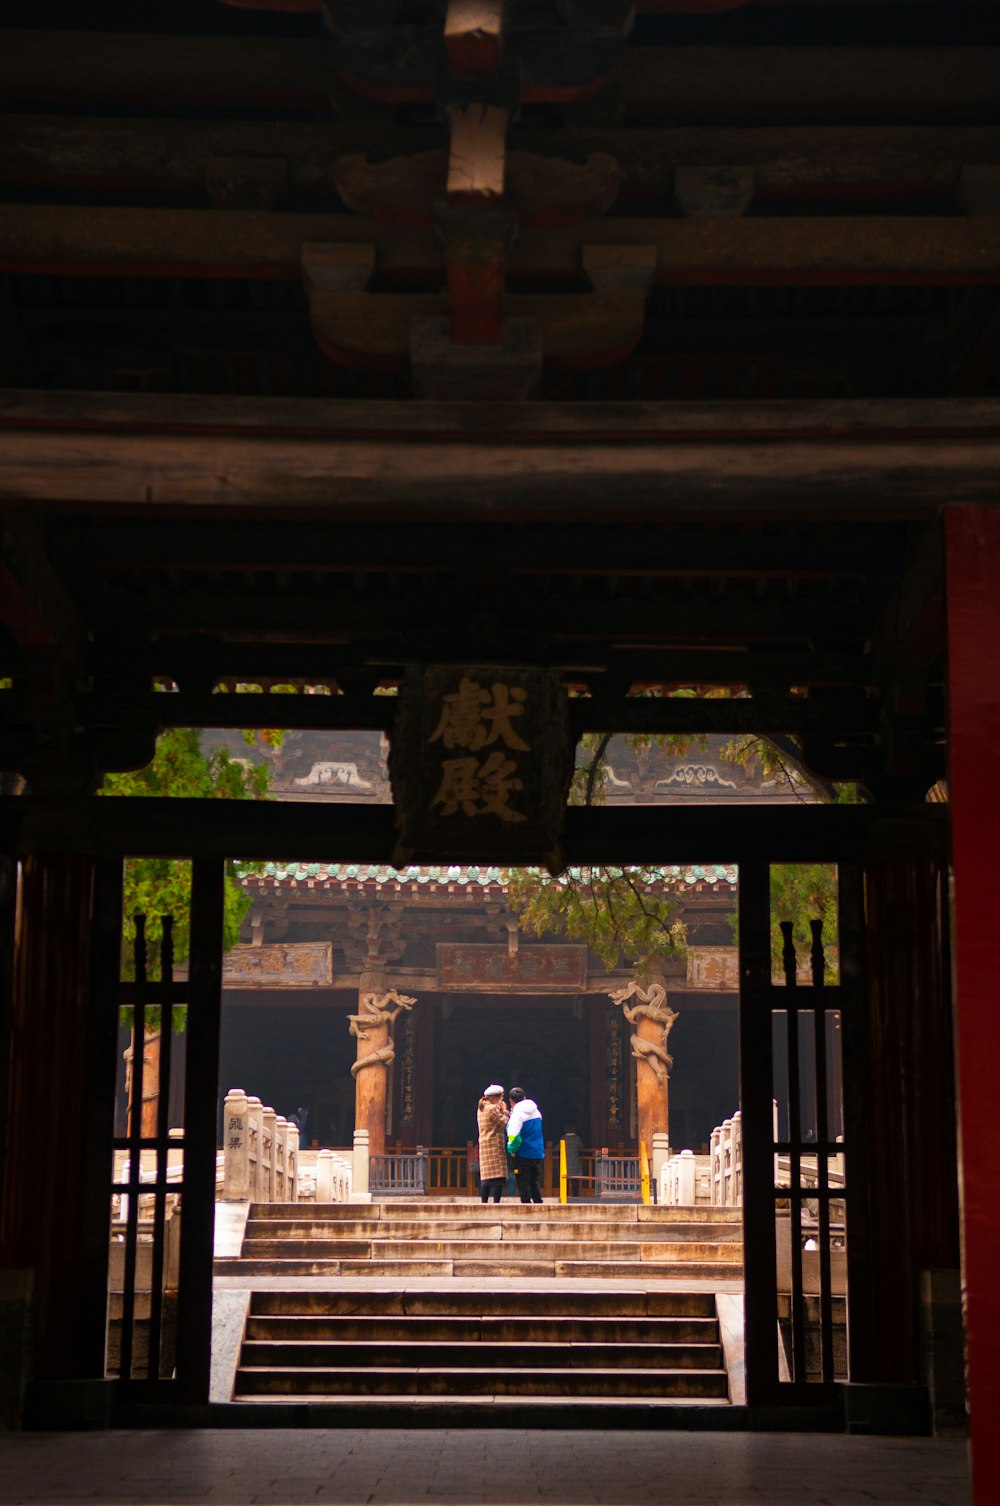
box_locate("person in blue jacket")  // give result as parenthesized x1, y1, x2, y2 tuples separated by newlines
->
(506, 1086, 544, 1204)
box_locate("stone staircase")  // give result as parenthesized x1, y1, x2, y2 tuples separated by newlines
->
(220, 1199, 742, 1417)
(224, 1199, 744, 1280)
(232, 1287, 730, 1410)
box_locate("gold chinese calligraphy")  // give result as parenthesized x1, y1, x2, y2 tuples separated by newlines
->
(390, 664, 573, 870)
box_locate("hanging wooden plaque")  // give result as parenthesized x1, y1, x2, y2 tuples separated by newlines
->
(437, 943, 588, 992)
(389, 664, 573, 871)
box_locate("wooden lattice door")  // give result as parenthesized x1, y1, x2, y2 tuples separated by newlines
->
(107, 856, 224, 1403)
(738, 858, 871, 1407)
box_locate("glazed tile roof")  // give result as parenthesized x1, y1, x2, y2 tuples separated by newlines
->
(244, 862, 738, 893)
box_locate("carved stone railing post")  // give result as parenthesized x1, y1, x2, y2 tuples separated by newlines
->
(223, 1091, 302, 1204)
(349, 978, 415, 1158)
(274, 1115, 288, 1200)
(710, 1115, 744, 1207)
(287, 1123, 299, 1203)
(246, 1095, 262, 1200)
(650, 1129, 670, 1190)
(222, 1088, 251, 1201)
(676, 1148, 697, 1205)
(261, 1104, 277, 1202)
(315, 1147, 334, 1203)
(731, 1109, 743, 1206)
(351, 1127, 371, 1203)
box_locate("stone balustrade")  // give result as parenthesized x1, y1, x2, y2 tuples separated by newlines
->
(661, 1148, 713, 1206)
(222, 1088, 299, 1203)
(658, 1112, 742, 1206)
(711, 1112, 743, 1207)
(314, 1145, 354, 1203)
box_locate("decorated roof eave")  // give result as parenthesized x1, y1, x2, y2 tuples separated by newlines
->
(240, 861, 739, 898)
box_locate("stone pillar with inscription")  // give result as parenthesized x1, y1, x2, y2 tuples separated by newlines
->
(222, 1088, 251, 1201)
(607, 976, 678, 1157)
(349, 974, 415, 1159)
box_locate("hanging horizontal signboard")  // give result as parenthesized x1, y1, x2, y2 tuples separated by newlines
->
(389, 664, 573, 871)
(437, 942, 588, 992)
(685, 946, 739, 991)
(222, 942, 333, 988)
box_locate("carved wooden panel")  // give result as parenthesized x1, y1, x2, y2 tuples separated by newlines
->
(222, 942, 333, 988)
(686, 946, 740, 990)
(437, 943, 587, 992)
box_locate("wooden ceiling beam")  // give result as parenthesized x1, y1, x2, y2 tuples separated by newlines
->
(5, 387, 994, 438)
(77, 584, 874, 646)
(0, 688, 880, 740)
(4, 118, 997, 205)
(3, 204, 998, 285)
(74, 640, 871, 693)
(52, 518, 896, 579)
(3, 34, 997, 123)
(568, 695, 880, 740)
(0, 793, 949, 865)
(1, 391, 999, 518)
(621, 46, 1000, 126)
(595, 648, 874, 690)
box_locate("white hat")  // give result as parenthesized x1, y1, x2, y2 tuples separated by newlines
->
(483, 1083, 504, 1097)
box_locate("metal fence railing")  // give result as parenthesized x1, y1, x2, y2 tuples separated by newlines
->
(370, 1148, 429, 1195)
(368, 1144, 641, 1198)
(595, 1153, 641, 1200)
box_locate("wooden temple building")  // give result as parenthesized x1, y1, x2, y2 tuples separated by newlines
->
(1, 0, 999, 1495)
(210, 732, 765, 1164)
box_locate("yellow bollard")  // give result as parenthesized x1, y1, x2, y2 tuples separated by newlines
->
(640, 1140, 651, 1205)
(559, 1138, 567, 1204)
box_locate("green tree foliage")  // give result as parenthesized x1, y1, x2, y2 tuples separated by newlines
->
(768, 862, 840, 983)
(99, 726, 271, 984)
(507, 863, 687, 975)
(508, 717, 854, 980)
(508, 729, 691, 974)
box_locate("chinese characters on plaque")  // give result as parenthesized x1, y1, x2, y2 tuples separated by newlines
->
(390, 665, 573, 870)
(437, 943, 588, 992)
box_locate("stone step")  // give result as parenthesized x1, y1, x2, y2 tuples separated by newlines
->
(247, 1289, 718, 1319)
(234, 1365, 729, 1399)
(249, 1201, 742, 1223)
(225, 1257, 743, 1279)
(245, 1313, 721, 1343)
(240, 1339, 724, 1371)
(228, 1396, 733, 1421)
(243, 1218, 743, 1243)
(239, 1238, 743, 1263)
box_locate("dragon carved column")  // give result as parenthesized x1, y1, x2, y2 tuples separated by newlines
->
(349, 973, 415, 1158)
(607, 977, 678, 1156)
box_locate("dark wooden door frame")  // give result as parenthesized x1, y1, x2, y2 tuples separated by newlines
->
(2, 796, 947, 1411)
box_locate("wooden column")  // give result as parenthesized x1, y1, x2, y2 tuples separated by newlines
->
(608, 977, 677, 1154)
(349, 974, 414, 1160)
(857, 853, 959, 1386)
(945, 506, 1000, 1503)
(0, 853, 119, 1383)
(124, 1028, 161, 1138)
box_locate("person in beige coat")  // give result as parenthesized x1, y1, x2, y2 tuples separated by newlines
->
(477, 1085, 509, 1203)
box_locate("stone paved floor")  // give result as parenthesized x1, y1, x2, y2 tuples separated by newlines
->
(0, 1429, 970, 1505)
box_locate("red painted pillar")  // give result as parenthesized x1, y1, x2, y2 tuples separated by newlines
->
(0, 853, 112, 1382)
(946, 506, 1000, 1501)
